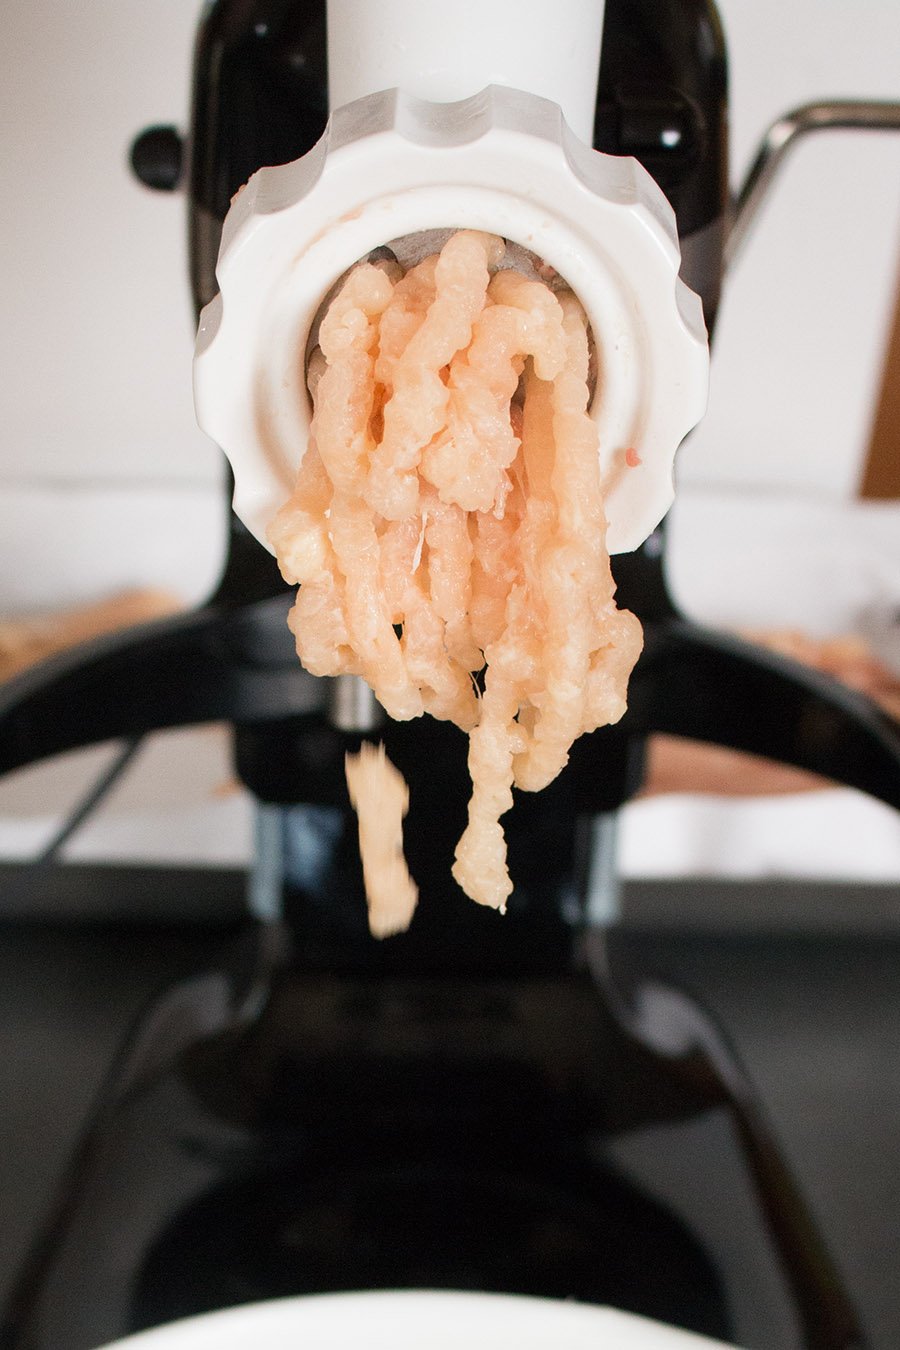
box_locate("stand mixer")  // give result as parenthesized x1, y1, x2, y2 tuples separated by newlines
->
(2, 2, 900, 1347)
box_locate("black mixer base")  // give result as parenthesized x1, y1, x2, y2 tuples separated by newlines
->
(131, 1158, 728, 1340)
(5, 951, 733, 1349)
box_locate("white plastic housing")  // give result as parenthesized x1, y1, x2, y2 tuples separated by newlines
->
(195, 86, 709, 555)
(327, 0, 606, 142)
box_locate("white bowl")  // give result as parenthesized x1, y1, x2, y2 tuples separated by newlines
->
(98, 1290, 737, 1349)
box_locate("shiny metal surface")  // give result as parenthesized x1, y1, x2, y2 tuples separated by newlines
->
(329, 674, 382, 734)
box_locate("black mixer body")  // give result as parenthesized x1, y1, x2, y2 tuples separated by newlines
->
(1, 4, 897, 1348)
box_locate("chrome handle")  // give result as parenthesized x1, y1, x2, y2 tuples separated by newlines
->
(726, 99, 900, 270)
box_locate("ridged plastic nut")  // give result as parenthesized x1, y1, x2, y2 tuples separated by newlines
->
(194, 84, 708, 555)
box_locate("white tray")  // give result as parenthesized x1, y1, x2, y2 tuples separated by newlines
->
(99, 1290, 736, 1350)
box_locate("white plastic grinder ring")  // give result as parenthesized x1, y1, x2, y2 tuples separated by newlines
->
(194, 84, 709, 556)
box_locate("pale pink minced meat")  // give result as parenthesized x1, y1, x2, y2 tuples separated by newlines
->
(268, 231, 642, 932)
(345, 742, 418, 938)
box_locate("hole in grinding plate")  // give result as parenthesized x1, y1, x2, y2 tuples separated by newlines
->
(304, 230, 598, 407)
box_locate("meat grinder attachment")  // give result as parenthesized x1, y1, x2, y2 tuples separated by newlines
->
(193, 2, 709, 561)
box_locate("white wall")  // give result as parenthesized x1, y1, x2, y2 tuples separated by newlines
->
(0, 1, 221, 613)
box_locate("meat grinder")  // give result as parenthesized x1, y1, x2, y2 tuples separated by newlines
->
(2, 3, 899, 1348)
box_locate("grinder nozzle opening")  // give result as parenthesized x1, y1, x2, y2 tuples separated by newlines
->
(304, 230, 598, 407)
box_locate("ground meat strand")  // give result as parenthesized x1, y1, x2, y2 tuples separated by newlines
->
(345, 742, 418, 937)
(268, 231, 643, 931)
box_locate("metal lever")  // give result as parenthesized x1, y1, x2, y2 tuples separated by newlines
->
(727, 100, 900, 269)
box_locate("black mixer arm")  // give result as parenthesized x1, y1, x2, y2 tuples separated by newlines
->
(0, 596, 310, 779)
(632, 619, 900, 810)
(584, 929, 868, 1350)
(1, 595, 898, 812)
